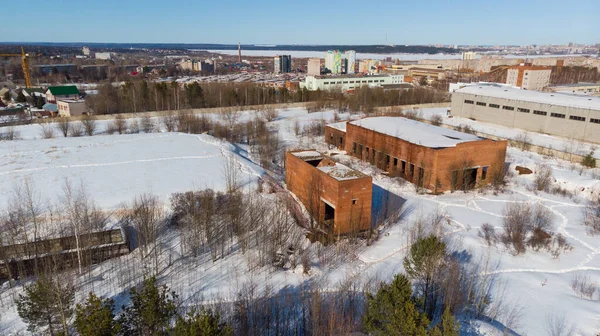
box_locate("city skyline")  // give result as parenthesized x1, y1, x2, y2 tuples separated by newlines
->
(3, 0, 598, 45)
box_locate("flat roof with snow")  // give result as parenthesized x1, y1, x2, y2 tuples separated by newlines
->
(456, 85, 600, 111)
(350, 117, 483, 148)
(326, 121, 347, 132)
(317, 163, 367, 181)
(291, 150, 323, 160)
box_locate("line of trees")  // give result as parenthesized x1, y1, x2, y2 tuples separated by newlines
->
(84, 80, 449, 115)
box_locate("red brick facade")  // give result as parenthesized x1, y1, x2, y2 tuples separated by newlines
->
(325, 125, 346, 149)
(285, 151, 372, 235)
(337, 121, 507, 192)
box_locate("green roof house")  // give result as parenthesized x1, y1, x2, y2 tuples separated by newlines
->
(45, 85, 80, 103)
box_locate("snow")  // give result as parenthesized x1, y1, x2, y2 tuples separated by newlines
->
(1, 106, 600, 335)
(457, 85, 600, 111)
(317, 162, 366, 181)
(291, 150, 322, 159)
(350, 117, 483, 148)
(0, 132, 264, 210)
(326, 121, 347, 132)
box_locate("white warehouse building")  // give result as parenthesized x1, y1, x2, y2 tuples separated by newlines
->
(451, 85, 600, 143)
(301, 74, 405, 92)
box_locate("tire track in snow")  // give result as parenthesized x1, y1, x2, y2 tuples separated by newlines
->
(0, 155, 222, 176)
(482, 266, 600, 275)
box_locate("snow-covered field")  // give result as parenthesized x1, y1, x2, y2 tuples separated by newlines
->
(1, 107, 599, 335)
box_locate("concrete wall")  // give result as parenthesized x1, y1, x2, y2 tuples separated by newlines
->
(285, 151, 372, 235)
(451, 91, 600, 143)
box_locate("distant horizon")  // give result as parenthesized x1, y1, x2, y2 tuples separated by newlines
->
(0, 41, 597, 47)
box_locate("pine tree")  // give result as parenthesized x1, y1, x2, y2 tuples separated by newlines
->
(16, 275, 74, 336)
(363, 274, 430, 336)
(440, 306, 460, 336)
(581, 151, 596, 168)
(74, 292, 120, 336)
(403, 235, 447, 318)
(119, 276, 178, 336)
(172, 308, 233, 336)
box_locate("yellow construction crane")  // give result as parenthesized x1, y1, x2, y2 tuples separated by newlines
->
(0, 46, 38, 88)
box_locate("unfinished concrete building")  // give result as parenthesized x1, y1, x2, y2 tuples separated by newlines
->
(325, 118, 507, 192)
(285, 150, 372, 236)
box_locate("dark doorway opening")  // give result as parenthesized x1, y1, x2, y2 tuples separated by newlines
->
(463, 168, 478, 190)
(324, 202, 335, 221)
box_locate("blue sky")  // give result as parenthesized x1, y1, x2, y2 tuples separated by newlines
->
(3, 0, 599, 45)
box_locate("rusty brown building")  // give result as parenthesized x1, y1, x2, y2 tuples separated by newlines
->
(325, 117, 507, 192)
(285, 150, 372, 235)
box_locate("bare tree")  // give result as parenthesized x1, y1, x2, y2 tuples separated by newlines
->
(222, 154, 240, 194)
(39, 122, 55, 139)
(429, 114, 443, 126)
(570, 273, 597, 299)
(0, 126, 20, 140)
(583, 196, 600, 236)
(127, 193, 165, 274)
(61, 179, 107, 274)
(501, 202, 532, 254)
(545, 312, 578, 336)
(70, 121, 84, 137)
(161, 112, 178, 132)
(56, 118, 71, 137)
(478, 223, 497, 246)
(114, 115, 128, 134)
(141, 115, 156, 133)
(260, 105, 279, 122)
(534, 164, 553, 192)
(82, 114, 97, 136)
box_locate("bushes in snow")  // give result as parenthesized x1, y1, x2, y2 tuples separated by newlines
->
(0, 126, 20, 140)
(534, 164, 554, 192)
(581, 151, 596, 168)
(570, 274, 597, 299)
(583, 196, 600, 236)
(498, 202, 572, 256)
(429, 114, 443, 126)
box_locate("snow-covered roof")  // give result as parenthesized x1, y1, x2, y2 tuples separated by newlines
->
(291, 150, 323, 160)
(326, 121, 347, 132)
(317, 163, 366, 181)
(456, 85, 600, 111)
(350, 117, 482, 148)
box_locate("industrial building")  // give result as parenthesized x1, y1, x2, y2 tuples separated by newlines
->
(462, 52, 478, 60)
(451, 85, 600, 143)
(274, 55, 292, 74)
(325, 118, 507, 192)
(307, 58, 321, 76)
(286, 150, 372, 235)
(301, 74, 405, 91)
(95, 52, 114, 60)
(506, 63, 552, 90)
(544, 82, 600, 96)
